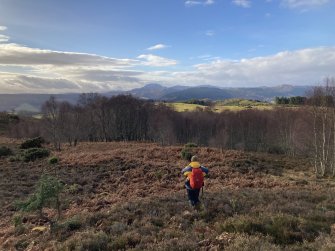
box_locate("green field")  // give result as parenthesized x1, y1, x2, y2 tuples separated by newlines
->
(166, 102, 208, 112)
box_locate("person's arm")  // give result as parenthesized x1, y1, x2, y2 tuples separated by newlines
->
(201, 166, 209, 176)
(182, 166, 192, 177)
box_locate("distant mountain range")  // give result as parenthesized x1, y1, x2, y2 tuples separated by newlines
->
(0, 84, 312, 112)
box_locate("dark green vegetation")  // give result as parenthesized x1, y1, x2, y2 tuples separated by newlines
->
(275, 96, 307, 105)
(0, 112, 19, 133)
(0, 146, 13, 157)
(181, 142, 198, 161)
(48, 156, 59, 165)
(21, 148, 50, 162)
(20, 137, 44, 149)
(16, 175, 64, 219)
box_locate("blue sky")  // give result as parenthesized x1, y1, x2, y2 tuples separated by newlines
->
(0, 0, 334, 93)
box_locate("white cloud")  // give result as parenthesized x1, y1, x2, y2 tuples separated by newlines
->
(0, 26, 7, 31)
(0, 43, 142, 93)
(147, 44, 169, 51)
(0, 43, 136, 67)
(137, 54, 178, 67)
(232, 0, 251, 8)
(0, 41, 334, 93)
(281, 0, 329, 9)
(0, 35, 9, 43)
(169, 47, 335, 87)
(205, 0, 215, 4)
(185, 0, 214, 7)
(0, 72, 79, 92)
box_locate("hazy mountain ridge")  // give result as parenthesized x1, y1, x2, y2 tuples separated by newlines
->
(0, 84, 312, 112)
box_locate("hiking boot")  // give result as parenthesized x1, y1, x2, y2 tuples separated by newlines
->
(194, 202, 205, 211)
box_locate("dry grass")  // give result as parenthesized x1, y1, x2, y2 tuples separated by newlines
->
(1, 140, 335, 250)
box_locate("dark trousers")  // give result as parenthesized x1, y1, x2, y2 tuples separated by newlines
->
(186, 188, 200, 206)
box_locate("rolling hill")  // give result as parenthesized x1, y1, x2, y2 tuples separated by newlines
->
(0, 84, 311, 112)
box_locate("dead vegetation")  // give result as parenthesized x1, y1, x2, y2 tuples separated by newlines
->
(1, 139, 335, 250)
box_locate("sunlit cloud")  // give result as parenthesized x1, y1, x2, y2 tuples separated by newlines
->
(147, 44, 169, 51)
(185, 0, 214, 7)
(281, 0, 329, 9)
(0, 40, 333, 93)
(168, 47, 335, 87)
(137, 54, 178, 67)
(0, 43, 137, 67)
(232, 0, 251, 8)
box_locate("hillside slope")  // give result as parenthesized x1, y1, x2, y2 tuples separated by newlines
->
(162, 87, 233, 101)
(1, 140, 335, 250)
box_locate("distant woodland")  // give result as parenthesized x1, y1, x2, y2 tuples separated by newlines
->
(2, 78, 335, 177)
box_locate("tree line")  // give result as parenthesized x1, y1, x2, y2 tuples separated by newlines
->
(275, 96, 307, 105)
(6, 78, 335, 177)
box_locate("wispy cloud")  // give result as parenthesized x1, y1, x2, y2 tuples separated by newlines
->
(281, 0, 329, 9)
(137, 54, 178, 67)
(232, 0, 251, 8)
(0, 26, 7, 31)
(0, 43, 141, 93)
(0, 35, 9, 43)
(205, 30, 215, 36)
(0, 43, 136, 67)
(147, 44, 169, 51)
(185, 0, 214, 7)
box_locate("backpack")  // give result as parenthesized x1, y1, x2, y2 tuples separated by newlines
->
(190, 168, 204, 189)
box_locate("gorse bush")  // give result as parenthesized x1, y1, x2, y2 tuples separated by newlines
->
(0, 146, 13, 157)
(22, 148, 50, 162)
(20, 136, 45, 149)
(17, 175, 64, 218)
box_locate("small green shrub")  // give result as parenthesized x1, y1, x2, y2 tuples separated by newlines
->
(110, 235, 128, 250)
(63, 216, 82, 231)
(8, 155, 20, 162)
(22, 148, 50, 162)
(221, 214, 305, 245)
(181, 142, 198, 161)
(52, 216, 83, 237)
(0, 146, 13, 157)
(17, 175, 64, 218)
(225, 235, 281, 251)
(20, 136, 44, 149)
(14, 239, 29, 251)
(49, 156, 59, 165)
(64, 231, 110, 251)
(184, 142, 198, 148)
(13, 214, 23, 227)
(267, 145, 286, 155)
(12, 214, 27, 236)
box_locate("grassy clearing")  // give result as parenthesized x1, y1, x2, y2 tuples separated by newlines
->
(166, 99, 276, 112)
(166, 102, 207, 112)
